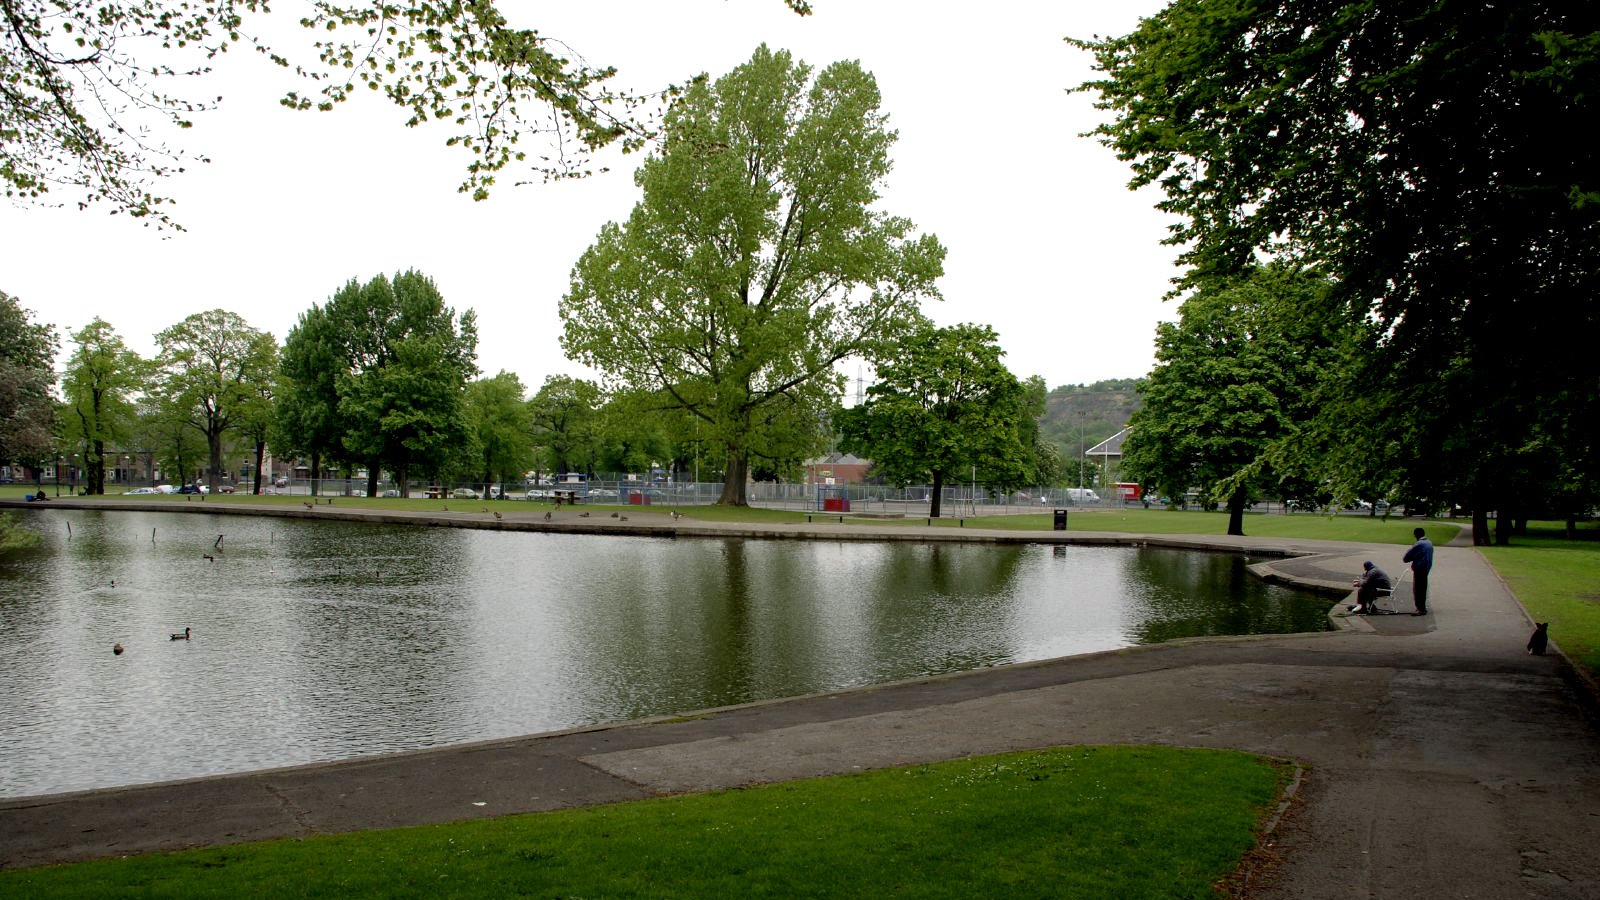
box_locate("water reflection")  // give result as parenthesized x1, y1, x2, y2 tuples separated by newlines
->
(0, 509, 1329, 797)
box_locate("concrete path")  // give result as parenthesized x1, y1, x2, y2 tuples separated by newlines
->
(2, 509, 1597, 899)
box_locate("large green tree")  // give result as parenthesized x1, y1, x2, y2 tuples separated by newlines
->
(0, 290, 57, 470)
(155, 309, 279, 491)
(62, 318, 149, 494)
(464, 371, 533, 492)
(1075, 0, 1600, 544)
(839, 323, 1031, 519)
(329, 271, 478, 497)
(135, 396, 207, 487)
(1122, 266, 1341, 536)
(275, 302, 353, 495)
(2, 1, 810, 228)
(561, 45, 945, 506)
(527, 374, 602, 477)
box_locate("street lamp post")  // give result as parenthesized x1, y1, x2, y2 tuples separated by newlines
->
(1077, 413, 1085, 490)
(71, 455, 78, 497)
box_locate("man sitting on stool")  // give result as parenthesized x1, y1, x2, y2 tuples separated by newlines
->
(1351, 560, 1391, 614)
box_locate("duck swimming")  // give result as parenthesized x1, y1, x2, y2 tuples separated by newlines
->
(113, 643, 125, 655)
(170, 627, 191, 641)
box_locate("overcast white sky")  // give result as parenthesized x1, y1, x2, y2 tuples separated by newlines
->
(1, 0, 1180, 396)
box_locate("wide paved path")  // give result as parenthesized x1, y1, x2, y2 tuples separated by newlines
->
(2, 509, 1597, 899)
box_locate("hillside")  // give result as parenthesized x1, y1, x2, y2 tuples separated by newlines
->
(1041, 379, 1142, 463)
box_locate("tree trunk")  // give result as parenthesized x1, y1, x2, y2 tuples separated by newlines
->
(91, 439, 106, 494)
(718, 450, 750, 506)
(207, 427, 224, 492)
(371, 459, 385, 499)
(1566, 516, 1578, 540)
(1472, 507, 1491, 546)
(252, 441, 266, 495)
(930, 469, 945, 519)
(1494, 507, 1511, 546)
(1226, 483, 1247, 536)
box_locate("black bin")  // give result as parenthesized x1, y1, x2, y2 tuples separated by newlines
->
(1053, 508, 1068, 531)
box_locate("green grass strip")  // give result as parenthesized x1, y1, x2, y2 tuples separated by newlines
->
(902, 506, 1461, 545)
(1480, 524, 1600, 676)
(3, 746, 1287, 899)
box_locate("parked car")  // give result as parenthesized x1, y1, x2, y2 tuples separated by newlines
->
(273, 476, 288, 487)
(450, 487, 479, 500)
(176, 484, 208, 494)
(588, 488, 619, 498)
(123, 487, 160, 495)
(154, 484, 177, 494)
(382, 489, 401, 497)
(526, 488, 550, 499)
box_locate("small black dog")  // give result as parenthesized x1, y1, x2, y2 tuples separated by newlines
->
(1527, 622, 1549, 656)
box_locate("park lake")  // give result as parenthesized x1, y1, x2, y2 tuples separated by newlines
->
(0, 508, 1331, 798)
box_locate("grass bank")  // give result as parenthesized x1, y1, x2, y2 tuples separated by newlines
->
(1, 746, 1288, 898)
(892, 506, 1463, 545)
(1479, 522, 1600, 677)
(3, 486, 1463, 545)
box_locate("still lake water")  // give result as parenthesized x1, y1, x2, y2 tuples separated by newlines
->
(0, 509, 1330, 798)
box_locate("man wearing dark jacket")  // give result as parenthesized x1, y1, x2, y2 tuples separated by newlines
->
(1352, 561, 1391, 614)
(1402, 527, 1435, 616)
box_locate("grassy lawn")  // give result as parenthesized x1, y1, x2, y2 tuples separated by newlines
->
(1479, 522, 1600, 677)
(0, 746, 1288, 899)
(2, 485, 1461, 545)
(863, 506, 1463, 545)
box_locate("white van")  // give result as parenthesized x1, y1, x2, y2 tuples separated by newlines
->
(1064, 488, 1100, 504)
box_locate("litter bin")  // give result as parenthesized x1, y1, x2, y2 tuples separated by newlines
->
(1053, 508, 1068, 531)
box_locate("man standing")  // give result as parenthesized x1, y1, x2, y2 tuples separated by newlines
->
(1402, 527, 1435, 616)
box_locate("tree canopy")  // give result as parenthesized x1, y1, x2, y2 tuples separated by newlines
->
(275, 302, 349, 493)
(560, 44, 945, 505)
(1075, 0, 1600, 542)
(276, 270, 477, 496)
(528, 374, 601, 477)
(2, 0, 811, 228)
(155, 309, 278, 491)
(0, 290, 57, 468)
(63, 318, 149, 494)
(1122, 266, 1341, 535)
(839, 323, 1031, 518)
(464, 370, 533, 489)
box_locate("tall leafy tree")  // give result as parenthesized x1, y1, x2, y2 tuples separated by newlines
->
(1122, 266, 1340, 536)
(528, 375, 602, 477)
(155, 310, 279, 491)
(839, 323, 1030, 518)
(62, 318, 149, 494)
(135, 397, 206, 487)
(1075, 0, 1600, 544)
(464, 371, 534, 491)
(591, 391, 678, 479)
(0, 290, 57, 469)
(275, 303, 349, 496)
(235, 347, 279, 495)
(1019, 377, 1063, 489)
(2, 1, 809, 228)
(331, 271, 478, 497)
(561, 45, 945, 506)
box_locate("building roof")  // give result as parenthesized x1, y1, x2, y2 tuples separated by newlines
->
(1085, 427, 1130, 459)
(803, 453, 868, 467)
